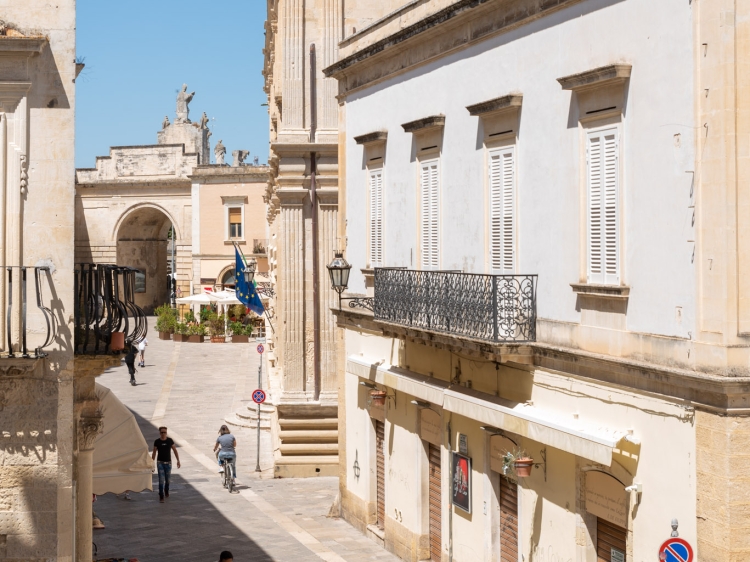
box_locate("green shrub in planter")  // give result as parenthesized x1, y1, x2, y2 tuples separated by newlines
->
(184, 310, 196, 323)
(155, 304, 178, 333)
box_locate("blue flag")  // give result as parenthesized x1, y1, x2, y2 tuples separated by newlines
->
(235, 247, 265, 316)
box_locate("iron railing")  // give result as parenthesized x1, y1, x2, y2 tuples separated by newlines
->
(253, 239, 268, 255)
(74, 264, 147, 355)
(373, 268, 537, 343)
(2, 266, 58, 358)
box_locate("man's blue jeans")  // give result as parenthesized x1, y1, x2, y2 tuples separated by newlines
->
(218, 451, 236, 478)
(157, 462, 172, 497)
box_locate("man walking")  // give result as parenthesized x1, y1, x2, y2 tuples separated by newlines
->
(124, 344, 137, 386)
(152, 426, 180, 503)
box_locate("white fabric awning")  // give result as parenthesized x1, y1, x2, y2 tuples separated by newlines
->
(347, 356, 628, 466)
(93, 384, 153, 495)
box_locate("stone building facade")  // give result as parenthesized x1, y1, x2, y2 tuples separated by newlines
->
(325, 0, 750, 561)
(75, 104, 269, 313)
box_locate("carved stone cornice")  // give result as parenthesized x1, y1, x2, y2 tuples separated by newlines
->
(73, 355, 122, 380)
(0, 37, 47, 55)
(557, 64, 632, 92)
(78, 414, 104, 451)
(401, 115, 445, 134)
(0, 358, 40, 378)
(354, 131, 388, 145)
(466, 94, 523, 116)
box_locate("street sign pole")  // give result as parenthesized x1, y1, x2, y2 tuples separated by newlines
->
(256, 349, 262, 473)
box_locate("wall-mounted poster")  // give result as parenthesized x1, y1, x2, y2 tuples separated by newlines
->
(451, 452, 471, 513)
(134, 270, 146, 293)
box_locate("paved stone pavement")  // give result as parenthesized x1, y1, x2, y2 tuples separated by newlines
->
(93, 321, 398, 562)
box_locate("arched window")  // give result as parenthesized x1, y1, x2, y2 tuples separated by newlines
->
(221, 268, 236, 288)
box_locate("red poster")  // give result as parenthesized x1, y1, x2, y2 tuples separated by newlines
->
(451, 452, 472, 513)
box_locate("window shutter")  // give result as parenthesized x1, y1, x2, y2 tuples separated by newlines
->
(587, 129, 619, 285)
(228, 207, 241, 224)
(421, 160, 439, 269)
(489, 148, 516, 274)
(369, 170, 383, 267)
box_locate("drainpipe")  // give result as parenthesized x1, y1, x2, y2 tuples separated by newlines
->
(310, 43, 321, 401)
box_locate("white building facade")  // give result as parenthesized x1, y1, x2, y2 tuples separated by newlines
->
(326, 0, 750, 561)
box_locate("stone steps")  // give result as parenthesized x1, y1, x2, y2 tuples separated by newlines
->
(273, 409, 339, 477)
(278, 429, 338, 442)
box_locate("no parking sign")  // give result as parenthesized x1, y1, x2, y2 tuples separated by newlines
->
(659, 538, 693, 562)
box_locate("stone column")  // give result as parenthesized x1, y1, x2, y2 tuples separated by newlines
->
(75, 415, 102, 562)
(282, 0, 304, 130)
(318, 191, 338, 402)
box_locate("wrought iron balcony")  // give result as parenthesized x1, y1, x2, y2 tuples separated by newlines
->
(2, 266, 58, 358)
(74, 264, 147, 355)
(373, 268, 537, 343)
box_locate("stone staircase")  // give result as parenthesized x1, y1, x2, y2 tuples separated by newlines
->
(272, 406, 339, 478)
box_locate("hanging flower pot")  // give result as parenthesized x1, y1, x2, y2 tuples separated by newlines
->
(370, 389, 387, 406)
(514, 457, 534, 478)
(110, 331, 125, 351)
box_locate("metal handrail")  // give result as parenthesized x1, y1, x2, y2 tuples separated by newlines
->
(3, 266, 58, 358)
(373, 268, 537, 343)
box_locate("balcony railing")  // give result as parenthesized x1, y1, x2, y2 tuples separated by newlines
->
(253, 239, 268, 255)
(373, 268, 537, 343)
(74, 264, 147, 355)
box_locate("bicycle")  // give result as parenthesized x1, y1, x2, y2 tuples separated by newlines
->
(218, 454, 235, 493)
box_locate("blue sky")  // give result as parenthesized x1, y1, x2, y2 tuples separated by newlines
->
(75, 0, 269, 168)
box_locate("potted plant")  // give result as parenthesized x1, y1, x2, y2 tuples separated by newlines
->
(230, 321, 251, 343)
(183, 309, 196, 324)
(155, 304, 177, 340)
(173, 322, 189, 342)
(187, 324, 206, 343)
(503, 448, 534, 479)
(206, 312, 226, 342)
(370, 389, 387, 406)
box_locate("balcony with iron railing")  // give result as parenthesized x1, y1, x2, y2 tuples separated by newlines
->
(74, 263, 148, 355)
(337, 268, 537, 344)
(253, 239, 268, 255)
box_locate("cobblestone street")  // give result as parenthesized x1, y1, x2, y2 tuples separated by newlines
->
(92, 323, 396, 562)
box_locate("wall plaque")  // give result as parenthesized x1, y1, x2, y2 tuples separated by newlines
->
(489, 434, 517, 474)
(585, 471, 628, 528)
(419, 408, 441, 446)
(451, 452, 471, 513)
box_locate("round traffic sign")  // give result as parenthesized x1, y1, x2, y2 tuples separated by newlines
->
(659, 538, 693, 562)
(252, 389, 266, 404)
(257, 343, 265, 354)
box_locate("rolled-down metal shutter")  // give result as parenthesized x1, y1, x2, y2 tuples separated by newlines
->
(597, 517, 627, 562)
(428, 443, 442, 561)
(375, 420, 385, 530)
(499, 476, 519, 562)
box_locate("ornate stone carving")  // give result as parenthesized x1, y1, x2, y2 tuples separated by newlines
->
(78, 414, 103, 451)
(162, 115, 170, 129)
(214, 139, 226, 165)
(254, 156, 259, 166)
(19, 154, 27, 194)
(199, 112, 209, 129)
(175, 83, 195, 124)
(232, 149, 249, 167)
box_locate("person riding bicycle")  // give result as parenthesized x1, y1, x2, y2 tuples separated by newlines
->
(213, 425, 237, 487)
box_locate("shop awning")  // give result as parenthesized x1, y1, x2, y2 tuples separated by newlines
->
(93, 384, 153, 495)
(347, 356, 628, 466)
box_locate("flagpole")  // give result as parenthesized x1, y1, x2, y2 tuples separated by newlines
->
(234, 242, 275, 335)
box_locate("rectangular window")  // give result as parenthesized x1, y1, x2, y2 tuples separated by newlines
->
(420, 159, 440, 269)
(369, 169, 384, 268)
(587, 128, 620, 285)
(228, 207, 242, 239)
(489, 147, 516, 274)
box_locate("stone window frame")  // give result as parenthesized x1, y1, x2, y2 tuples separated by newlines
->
(222, 196, 247, 243)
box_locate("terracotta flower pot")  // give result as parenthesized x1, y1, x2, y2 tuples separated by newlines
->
(370, 390, 387, 406)
(188, 335, 204, 343)
(158, 331, 171, 341)
(514, 458, 534, 478)
(110, 331, 125, 351)
(232, 335, 249, 343)
(211, 336, 226, 343)
(173, 333, 188, 342)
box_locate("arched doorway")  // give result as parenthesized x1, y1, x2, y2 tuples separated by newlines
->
(116, 207, 174, 314)
(220, 267, 236, 290)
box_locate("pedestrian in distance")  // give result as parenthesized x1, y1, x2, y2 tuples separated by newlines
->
(213, 425, 237, 487)
(152, 426, 180, 503)
(124, 344, 137, 386)
(219, 551, 233, 562)
(137, 336, 148, 368)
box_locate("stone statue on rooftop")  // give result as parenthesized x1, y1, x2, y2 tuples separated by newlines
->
(175, 84, 195, 123)
(253, 156, 259, 166)
(162, 115, 170, 129)
(199, 112, 209, 129)
(215, 140, 226, 165)
(232, 150, 249, 167)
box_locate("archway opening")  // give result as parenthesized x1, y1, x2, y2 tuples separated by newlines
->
(220, 268, 236, 290)
(116, 207, 174, 314)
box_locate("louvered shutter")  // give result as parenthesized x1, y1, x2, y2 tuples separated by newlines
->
(489, 148, 516, 274)
(421, 160, 439, 269)
(369, 169, 383, 267)
(587, 129, 619, 285)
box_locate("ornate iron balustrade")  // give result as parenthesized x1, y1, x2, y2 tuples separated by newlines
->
(74, 264, 147, 355)
(1, 266, 58, 358)
(373, 269, 537, 343)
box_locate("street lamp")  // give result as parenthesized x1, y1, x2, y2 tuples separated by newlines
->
(243, 257, 257, 285)
(326, 251, 373, 311)
(326, 251, 351, 295)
